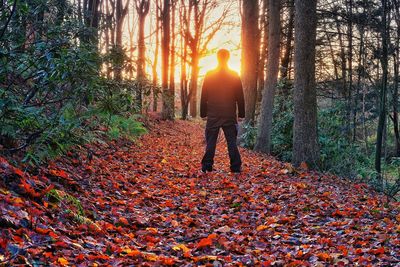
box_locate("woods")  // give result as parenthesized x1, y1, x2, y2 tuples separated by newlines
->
(1, 0, 400, 265)
(2, 0, 400, 208)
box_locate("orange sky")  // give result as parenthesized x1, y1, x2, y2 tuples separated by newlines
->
(120, 1, 242, 80)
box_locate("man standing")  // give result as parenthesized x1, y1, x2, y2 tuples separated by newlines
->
(200, 49, 245, 173)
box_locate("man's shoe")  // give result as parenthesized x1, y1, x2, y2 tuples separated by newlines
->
(230, 168, 242, 173)
(201, 167, 213, 173)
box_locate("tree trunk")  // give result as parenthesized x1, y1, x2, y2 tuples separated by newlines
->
(189, 53, 200, 117)
(354, 23, 365, 142)
(114, 0, 129, 80)
(161, 0, 173, 120)
(292, 0, 319, 167)
(83, 0, 101, 45)
(375, 0, 389, 178)
(180, 7, 189, 120)
(241, 0, 260, 125)
(281, 0, 294, 80)
(257, 0, 268, 104)
(347, 0, 353, 141)
(137, 16, 146, 79)
(152, 0, 161, 112)
(136, 0, 150, 112)
(392, 0, 400, 156)
(169, 0, 176, 104)
(254, 0, 280, 153)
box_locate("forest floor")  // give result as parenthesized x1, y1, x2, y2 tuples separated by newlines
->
(1, 117, 400, 266)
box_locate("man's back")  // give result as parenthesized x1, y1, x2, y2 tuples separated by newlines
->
(200, 68, 245, 127)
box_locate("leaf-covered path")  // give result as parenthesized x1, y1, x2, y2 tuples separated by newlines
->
(1, 119, 400, 266)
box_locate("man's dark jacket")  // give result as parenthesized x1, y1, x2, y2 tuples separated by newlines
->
(200, 68, 245, 128)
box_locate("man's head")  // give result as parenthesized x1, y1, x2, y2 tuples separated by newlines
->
(217, 49, 230, 67)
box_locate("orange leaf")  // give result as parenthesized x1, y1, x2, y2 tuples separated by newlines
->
(43, 252, 53, 258)
(208, 233, 218, 239)
(337, 245, 348, 256)
(119, 217, 129, 225)
(161, 257, 175, 265)
(57, 257, 69, 266)
(126, 249, 141, 257)
(317, 252, 332, 262)
(257, 225, 268, 231)
(196, 237, 213, 248)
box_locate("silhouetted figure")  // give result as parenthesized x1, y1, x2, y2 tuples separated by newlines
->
(200, 49, 245, 173)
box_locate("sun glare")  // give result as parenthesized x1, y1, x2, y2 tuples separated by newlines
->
(199, 49, 241, 76)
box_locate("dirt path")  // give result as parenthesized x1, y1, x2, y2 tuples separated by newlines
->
(1, 119, 399, 265)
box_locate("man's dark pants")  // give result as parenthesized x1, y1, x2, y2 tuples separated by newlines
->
(201, 124, 242, 172)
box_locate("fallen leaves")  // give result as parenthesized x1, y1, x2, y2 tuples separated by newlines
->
(0, 119, 399, 266)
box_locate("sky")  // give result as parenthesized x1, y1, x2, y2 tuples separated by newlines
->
(120, 0, 242, 80)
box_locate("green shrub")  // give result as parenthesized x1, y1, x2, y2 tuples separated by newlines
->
(271, 87, 294, 162)
(240, 123, 257, 149)
(0, 0, 147, 165)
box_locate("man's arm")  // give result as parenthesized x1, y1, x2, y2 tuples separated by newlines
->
(236, 76, 245, 118)
(200, 74, 209, 118)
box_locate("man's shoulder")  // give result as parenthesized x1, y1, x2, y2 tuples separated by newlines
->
(228, 69, 240, 78)
(205, 68, 240, 80)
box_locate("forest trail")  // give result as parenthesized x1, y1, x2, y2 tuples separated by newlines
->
(1, 119, 400, 266)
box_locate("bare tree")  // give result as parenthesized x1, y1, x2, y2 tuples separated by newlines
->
(180, 2, 189, 119)
(114, 0, 130, 80)
(135, 0, 150, 80)
(135, 0, 150, 111)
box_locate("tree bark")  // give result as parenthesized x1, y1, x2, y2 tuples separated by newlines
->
(136, 0, 150, 80)
(83, 0, 101, 45)
(257, 0, 268, 104)
(292, 0, 319, 167)
(152, 0, 161, 111)
(254, 0, 280, 154)
(392, 0, 400, 156)
(114, 0, 129, 80)
(135, 0, 150, 112)
(161, 0, 173, 120)
(189, 52, 200, 117)
(280, 0, 294, 80)
(241, 0, 260, 125)
(169, 0, 176, 104)
(347, 0, 353, 141)
(375, 0, 389, 178)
